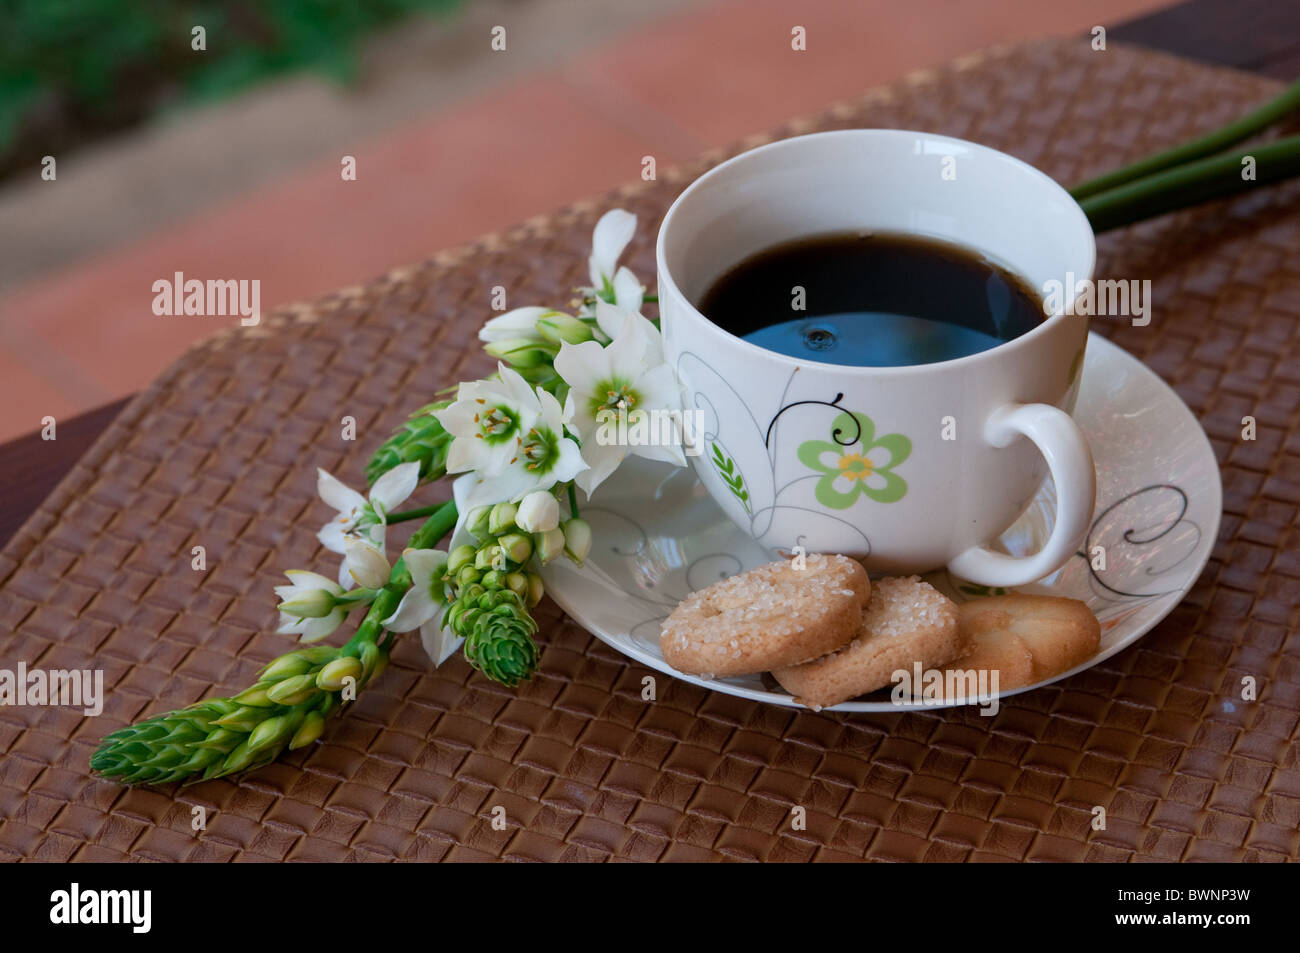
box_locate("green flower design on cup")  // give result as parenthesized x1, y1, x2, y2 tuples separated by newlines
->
(797, 411, 911, 508)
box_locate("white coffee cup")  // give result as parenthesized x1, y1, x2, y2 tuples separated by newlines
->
(656, 129, 1096, 587)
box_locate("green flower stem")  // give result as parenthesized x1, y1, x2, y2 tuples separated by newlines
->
(90, 500, 461, 786)
(346, 499, 459, 653)
(567, 482, 580, 519)
(335, 587, 380, 606)
(341, 588, 401, 655)
(387, 502, 450, 524)
(406, 500, 460, 550)
(1071, 79, 1300, 201)
(343, 498, 459, 655)
(1077, 134, 1300, 233)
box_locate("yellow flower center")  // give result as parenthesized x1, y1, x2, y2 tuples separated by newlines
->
(836, 452, 873, 482)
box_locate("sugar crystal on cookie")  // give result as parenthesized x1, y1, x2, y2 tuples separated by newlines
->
(657, 554, 870, 677)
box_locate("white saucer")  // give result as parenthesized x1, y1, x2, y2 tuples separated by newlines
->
(541, 333, 1222, 712)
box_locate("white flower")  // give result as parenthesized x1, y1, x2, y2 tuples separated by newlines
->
(454, 386, 587, 508)
(592, 300, 664, 365)
(275, 570, 346, 642)
(478, 306, 553, 344)
(382, 548, 450, 638)
(586, 209, 644, 313)
(516, 490, 560, 533)
(316, 462, 419, 588)
(435, 364, 542, 476)
(555, 304, 685, 495)
(343, 537, 391, 589)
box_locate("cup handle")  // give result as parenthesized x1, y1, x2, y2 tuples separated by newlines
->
(946, 402, 1096, 588)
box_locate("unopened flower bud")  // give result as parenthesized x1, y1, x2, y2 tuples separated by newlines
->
(316, 656, 363, 691)
(475, 544, 500, 570)
(478, 306, 548, 344)
(536, 527, 566, 565)
(448, 543, 477, 574)
(498, 532, 533, 565)
(289, 711, 326, 750)
(526, 572, 545, 608)
(457, 565, 481, 587)
(506, 571, 528, 600)
(212, 706, 267, 732)
(220, 741, 258, 774)
(265, 674, 319, 706)
(483, 338, 555, 368)
(233, 685, 275, 708)
(481, 570, 503, 590)
(345, 537, 390, 589)
(489, 501, 518, 535)
(247, 715, 293, 753)
(260, 653, 315, 681)
(277, 587, 337, 619)
(466, 505, 492, 538)
(537, 312, 594, 345)
(562, 517, 592, 565)
(516, 490, 560, 533)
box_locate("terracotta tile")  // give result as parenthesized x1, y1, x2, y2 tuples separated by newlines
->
(0, 345, 83, 443)
(0, 0, 1177, 436)
(566, 0, 1180, 148)
(0, 74, 674, 404)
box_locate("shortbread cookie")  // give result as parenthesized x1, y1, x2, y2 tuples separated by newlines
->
(945, 604, 1036, 690)
(938, 594, 1100, 693)
(660, 554, 869, 677)
(772, 576, 961, 710)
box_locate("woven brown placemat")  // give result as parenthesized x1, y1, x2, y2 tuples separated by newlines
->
(2, 37, 1298, 862)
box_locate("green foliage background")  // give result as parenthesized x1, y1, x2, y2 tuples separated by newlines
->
(0, 0, 463, 175)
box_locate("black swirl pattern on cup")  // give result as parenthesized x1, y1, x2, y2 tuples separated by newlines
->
(1077, 484, 1202, 599)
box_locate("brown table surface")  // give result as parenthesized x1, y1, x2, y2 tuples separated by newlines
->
(1, 0, 1296, 548)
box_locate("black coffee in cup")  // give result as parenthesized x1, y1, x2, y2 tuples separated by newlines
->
(698, 232, 1045, 367)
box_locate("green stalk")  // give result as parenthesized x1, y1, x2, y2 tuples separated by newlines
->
(341, 588, 400, 656)
(344, 500, 457, 656)
(1071, 78, 1300, 200)
(406, 500, 459, 549)
(387, 502, 449, 524)
(341, 498, 459, 656)
(335, 587, 379, 606)
(91, 501, 460, 786)
(1078, 134, 1300, 233)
